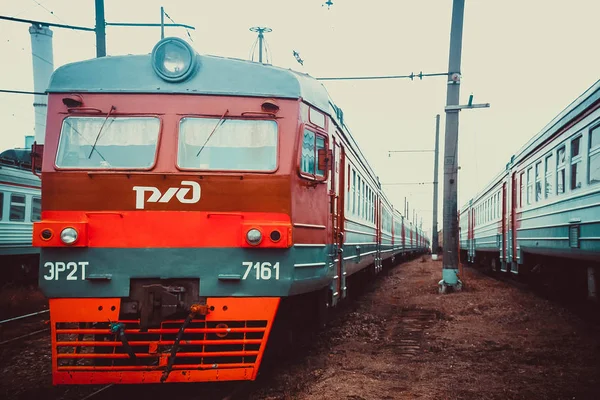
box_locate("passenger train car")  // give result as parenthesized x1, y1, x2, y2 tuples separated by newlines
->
(460, 80, 600, 295)
(0, 148, 41, 280)
(33, 37, 428, 385)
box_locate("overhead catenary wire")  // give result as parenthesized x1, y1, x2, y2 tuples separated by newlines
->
(163, 9, 194, 42)
(0, 89, 47, 95)
(316, 71, 449, 81)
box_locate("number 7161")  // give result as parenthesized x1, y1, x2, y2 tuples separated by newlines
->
(242, 262, 280, 280)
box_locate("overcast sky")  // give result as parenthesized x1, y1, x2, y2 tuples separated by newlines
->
(1, 0, 598, 239)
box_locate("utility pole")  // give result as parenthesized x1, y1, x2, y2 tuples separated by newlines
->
(432, 114, 441, 259)
(95, 0, 106, 57)
(440, 0, 465, 293)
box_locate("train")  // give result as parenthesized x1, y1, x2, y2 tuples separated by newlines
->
(459, 79, 600, 297)
(0, 148, 41, 281)
(33, 37, 429, 385)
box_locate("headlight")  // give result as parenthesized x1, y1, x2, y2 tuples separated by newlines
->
(151, 37, 197, 82)
(60, 227, 78, 245)
(246, 229, 262, 246)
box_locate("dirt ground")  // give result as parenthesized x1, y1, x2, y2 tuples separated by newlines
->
(1, 256, 600, 399)
(251, 256, 600, 400)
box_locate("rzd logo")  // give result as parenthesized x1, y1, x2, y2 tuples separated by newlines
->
(133, 181, 201, 210)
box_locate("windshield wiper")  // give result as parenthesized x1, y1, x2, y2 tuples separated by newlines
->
(88, 105, 116, 159)
(196, 109, 229, 157)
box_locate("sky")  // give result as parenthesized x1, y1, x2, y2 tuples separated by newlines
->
(1, 0, 599, 240)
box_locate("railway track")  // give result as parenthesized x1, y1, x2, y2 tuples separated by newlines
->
(0, 308, 50, 346)
(78, 382, 251, 400)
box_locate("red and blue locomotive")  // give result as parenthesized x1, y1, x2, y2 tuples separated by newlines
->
(33, 37, 429, 384)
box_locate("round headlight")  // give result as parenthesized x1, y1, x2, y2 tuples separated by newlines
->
(60, 227, 78, 245)
(246, 229, 262, 246)
(151, 37, 197, 82)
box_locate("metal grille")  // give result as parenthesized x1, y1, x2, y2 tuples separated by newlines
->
(569, 224, 580, 248)
(54, 319, 267, 371)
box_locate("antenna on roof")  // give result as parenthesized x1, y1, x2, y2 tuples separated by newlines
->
(249, 26, 272, 64)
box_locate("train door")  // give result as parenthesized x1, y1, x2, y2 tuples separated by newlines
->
(469, 207, 475, 261)
(501, 182, 508, 272)
(330, 137, 345, 305)
(510, 172, 518, 273)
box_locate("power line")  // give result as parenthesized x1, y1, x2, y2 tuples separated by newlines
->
(12, 0, 52, 17)
(0, 15, 94, 31)
(163, 9, 194, 42)
(30, 0, 66, 23)
(0, 89, 47, 95)
(316, 71, 449, 81)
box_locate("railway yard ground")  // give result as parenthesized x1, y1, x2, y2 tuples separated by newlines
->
(2, 256, 600, 400)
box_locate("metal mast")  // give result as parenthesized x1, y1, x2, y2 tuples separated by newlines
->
(249, 26, 272, 63)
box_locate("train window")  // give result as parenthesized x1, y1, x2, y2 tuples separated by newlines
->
(544, 154, 554, 198)
(352, 169, 356, 215)
(56, 117, 160, 169)
(570, 136, 582, 190)
(535, 161, 542, 202)
(315, 136, 326, 177)
(0, 192, 3, 220)
(526, 167, 533, 205)
(179, 118, 277, 172)
(589, 125, 600, 185)
(31, 197, 41, 222)
(519, 172, 524, 208)
(557, 146, 566, 194)
(9, 194, 26, 222)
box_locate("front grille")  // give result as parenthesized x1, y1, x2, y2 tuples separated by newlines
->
(55, 319, 267, 371)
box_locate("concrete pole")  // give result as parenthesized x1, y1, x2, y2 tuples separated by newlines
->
(29, 24, 54, 145)
(95, 0, 106, 57)
(440, 0, 465, 291)
(432, 114, 441, 258)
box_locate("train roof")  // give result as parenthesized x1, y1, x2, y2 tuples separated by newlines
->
(0, 164, 41, 188)
(47, 53, 330, 112)
(514, 79, 600, 164)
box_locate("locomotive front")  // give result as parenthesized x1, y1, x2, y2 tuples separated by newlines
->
(33, 38, 310, 384)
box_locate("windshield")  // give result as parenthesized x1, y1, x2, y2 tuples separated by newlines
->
(55, 117, 160, 169)
(178, 118, 277, 171)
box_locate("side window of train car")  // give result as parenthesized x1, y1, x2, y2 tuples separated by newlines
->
(535, 161, 542, 202)
(9, 194, 26, 222)
(299, 128, 327, 180)
(545, 153, 554, 198)
(520, 172, 524, 208)
(570, 136, 582, 190)
(557, 146, 566, 194)
(526, 167, 533, 205)
(589, 125, 600, 185)
(31, 197, 41, 222)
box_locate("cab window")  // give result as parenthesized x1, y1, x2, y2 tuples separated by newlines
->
(56, 117, 160, 169)
(178, 118, 277, 171)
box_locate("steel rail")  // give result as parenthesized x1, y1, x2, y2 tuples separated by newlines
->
(0, 309, 49, 325)
(0, 328, 49, 346)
